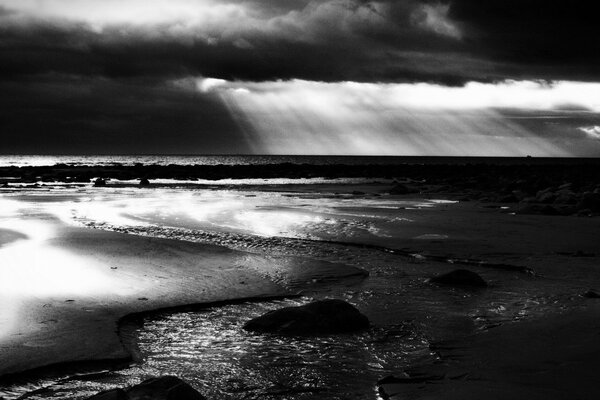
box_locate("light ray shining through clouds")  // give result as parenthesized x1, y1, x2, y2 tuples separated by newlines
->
(190, 79, 600, 156)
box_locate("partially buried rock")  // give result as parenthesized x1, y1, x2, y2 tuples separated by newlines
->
(127, 376, 206, 400)
(430, 269, 487, 288)
(93, 178, 107, 187)
(243, 299, 369, 335)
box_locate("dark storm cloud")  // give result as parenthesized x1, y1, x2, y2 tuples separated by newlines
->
(2, 1, 599, 84)
(0, 74, 248, 154)
(1, 0, 597, 84)
(0, 0, 471, 84)
(448, 1, 600, 81)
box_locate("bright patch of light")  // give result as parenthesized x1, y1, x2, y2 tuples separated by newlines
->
(0, 199, 23, 218)
(413, 4, 462, 39)
(198, 78, 228, 93)
(579, 126, 600, 140)
(235, 211, 323, 237)
(1, 0, 241, 27)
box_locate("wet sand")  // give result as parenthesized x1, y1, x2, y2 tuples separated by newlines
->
(381, 304, 600, 400)
(0, 219, 293, 376)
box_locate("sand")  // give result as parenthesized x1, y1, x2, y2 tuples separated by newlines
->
(380, 304, 600, 400)
(0, 219, 291, 376)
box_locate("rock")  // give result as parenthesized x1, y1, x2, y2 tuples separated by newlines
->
(243, 299, 370, 335)
(553, 190, 577, 205)
(127, 376, 206, 400)
(139, 178, 150, 186)
(584, 290, 600, 299)
(87, 389, 128, 400)
(536, 191, 557, 204)
(429, 269, 487, 288)
(93, 178, 106, 187)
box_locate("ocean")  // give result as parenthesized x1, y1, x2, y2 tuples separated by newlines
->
(0, 154, 595, 168)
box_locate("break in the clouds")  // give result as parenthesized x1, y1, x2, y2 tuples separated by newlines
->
(1, 0, 600, 155)
(188, 78, 600, 156)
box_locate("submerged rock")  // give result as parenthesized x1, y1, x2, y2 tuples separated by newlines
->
(127, 376, 205, 400)
(87, 377, 205, 400)
(429, 269, 487, 288)
(243, 299, 370, 335)
(584, 290, 600, 299)
(139, 178, 150, 186)
(93, 178, 107, 187)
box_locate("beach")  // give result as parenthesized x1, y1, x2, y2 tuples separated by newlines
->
(0, 162, 599, 399)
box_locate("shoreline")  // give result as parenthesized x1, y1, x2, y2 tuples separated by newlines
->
(1, 181, 599, 399)
(0, 294, 300, 388)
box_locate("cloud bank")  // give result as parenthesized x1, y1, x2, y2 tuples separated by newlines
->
(1, 0, 600, 155)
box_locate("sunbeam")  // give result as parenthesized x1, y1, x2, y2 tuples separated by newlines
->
(202, 79, 576, 156)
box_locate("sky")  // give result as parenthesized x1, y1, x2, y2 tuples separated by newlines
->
(1, 0, 599, 156)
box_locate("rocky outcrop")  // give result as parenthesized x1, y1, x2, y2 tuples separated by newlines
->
(429, 269, 487, 288)
(87, 376, 206, 400)
(243, 299, 370, 335)
(93, 178, 107, 187)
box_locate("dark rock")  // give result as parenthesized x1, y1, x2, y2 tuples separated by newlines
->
(536, 191, 557, 204)
(243, 299, 370, 335)
(139, 178, 150, 186)
(94, 178, 107, 187)
(429, 269, 487, 288)
(127, 376, 206, 400)
(584, 290, 600, 299)
(553, 190, 578, 205)
(87, 389, 128, 400)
